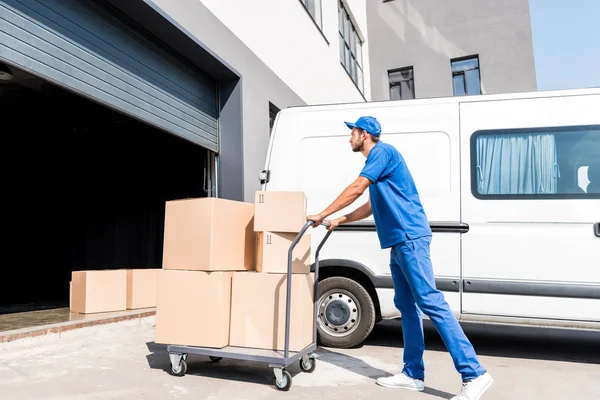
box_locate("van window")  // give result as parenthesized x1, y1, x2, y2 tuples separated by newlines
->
(471, 125, 600, 199)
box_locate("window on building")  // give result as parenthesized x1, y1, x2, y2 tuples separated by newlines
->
(338, 1, 364, 93)
(451, 56, 481, 96)
(471, 125, 600, 199)
(388, 67, 415, 100)
(269, 102, 280, 135)
(299, 0, 322, 30)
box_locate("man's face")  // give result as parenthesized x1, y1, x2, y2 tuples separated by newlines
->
(349, 127, 365, 152)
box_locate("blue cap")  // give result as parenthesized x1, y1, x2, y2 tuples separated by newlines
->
(344, 116, 382, 136)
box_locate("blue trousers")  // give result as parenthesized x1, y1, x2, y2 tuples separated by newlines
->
(390, 236, 485, 381)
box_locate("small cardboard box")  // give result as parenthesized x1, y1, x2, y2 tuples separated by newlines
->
(256, 231, 311, 274)
(126, 269, 159, 309)
(70, 270, 127, 314)
(229, 272, 315, 352)
(254, 191, 307, 233)
(155, 270, 233, 348)
(162, 197, 256, 271)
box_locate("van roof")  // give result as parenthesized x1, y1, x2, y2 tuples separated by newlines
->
(283, 86, 600, 114)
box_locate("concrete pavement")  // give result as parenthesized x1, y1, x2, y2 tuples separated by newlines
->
(1, 316, 599, 399)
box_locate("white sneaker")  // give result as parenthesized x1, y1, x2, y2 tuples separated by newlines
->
(451, 373, 494, 400)
(376, 373, 425, 391)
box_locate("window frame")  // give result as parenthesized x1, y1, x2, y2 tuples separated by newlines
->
(338, 0, 364, 94)
(451, 55, 481, 96)
(298, 0, 328, 43)
(388, 66, 415, 100)
(470, 124, 600, 200)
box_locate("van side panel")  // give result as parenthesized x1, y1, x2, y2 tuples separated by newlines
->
(459, 93, 600, 322)
(267, 103, 462, 316)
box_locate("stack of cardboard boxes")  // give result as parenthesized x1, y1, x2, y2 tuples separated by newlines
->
(70, 268, 159, 314)
(155, 191, 315, 352)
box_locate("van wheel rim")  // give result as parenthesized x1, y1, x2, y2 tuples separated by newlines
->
(317, 289, 361, 337)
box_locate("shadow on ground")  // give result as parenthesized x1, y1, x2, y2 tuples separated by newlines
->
(361, 319, 600, 365)
(315, 347, 454, 399)
(142, 320, 599, 394)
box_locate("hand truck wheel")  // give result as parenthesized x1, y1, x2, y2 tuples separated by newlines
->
(299, 356, 316, 373)
(273, 369, 292, 391)
(171, 359, 187, 377)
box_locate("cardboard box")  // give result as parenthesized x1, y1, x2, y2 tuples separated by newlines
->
(162, 197, 256, 271)
(155, 270, 232, 348)
(256, 231, 311, 274)
(70, 270, 127, 314)
(126, 269, 159, 309)
(254, 191, 307, 233)
(229, 272, 315, 352)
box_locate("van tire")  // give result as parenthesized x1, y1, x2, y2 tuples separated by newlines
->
(316, 276, 376, 348)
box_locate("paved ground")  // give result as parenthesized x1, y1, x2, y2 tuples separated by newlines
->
(1, 316, 599, 399)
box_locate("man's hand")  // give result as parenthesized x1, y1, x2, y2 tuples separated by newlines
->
(307, 214, 325, 228)
(324, 218, 342, 231)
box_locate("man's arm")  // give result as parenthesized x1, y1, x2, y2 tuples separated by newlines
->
(337, 199, 372, 225)
(307, 176, 371, 226)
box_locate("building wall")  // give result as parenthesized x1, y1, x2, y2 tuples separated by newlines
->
(198, 0, 370, 103)
(149, 0, 306, 202)
(367, 0, 537, 101)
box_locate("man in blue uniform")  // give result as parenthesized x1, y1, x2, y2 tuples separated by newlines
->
(307, 116, 493, 400)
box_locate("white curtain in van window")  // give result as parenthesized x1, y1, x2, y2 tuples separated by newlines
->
(476, 133, 559, 195)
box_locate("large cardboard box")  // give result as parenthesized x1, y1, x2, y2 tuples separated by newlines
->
(162, 197, 256, 271)
(256, 231, 311, 274)
(155, 270, 232, 348)
(70, 270, 127, 314)
(254, 191, 307, 233)
(126, 269, 159, 309)
(229, 272, 315, 352)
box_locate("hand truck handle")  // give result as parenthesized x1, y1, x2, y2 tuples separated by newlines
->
(283, 219, 333, 359)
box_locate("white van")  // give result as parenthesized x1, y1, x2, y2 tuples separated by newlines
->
(260, 87, 600, 348)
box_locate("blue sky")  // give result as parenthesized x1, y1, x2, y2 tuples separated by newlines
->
(529, 0, 600, 91)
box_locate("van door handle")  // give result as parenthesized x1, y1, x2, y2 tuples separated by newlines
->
(595, 223, 600, 238)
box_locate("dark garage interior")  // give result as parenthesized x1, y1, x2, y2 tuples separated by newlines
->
(0, 64, 211, 314)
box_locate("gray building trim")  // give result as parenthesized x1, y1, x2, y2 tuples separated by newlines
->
(217, 79, 244, 201)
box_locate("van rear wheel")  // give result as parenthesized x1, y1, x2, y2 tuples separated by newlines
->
(316, 276, 376, 348)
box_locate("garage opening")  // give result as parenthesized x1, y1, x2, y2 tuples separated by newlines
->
(0, 64, 214, 314)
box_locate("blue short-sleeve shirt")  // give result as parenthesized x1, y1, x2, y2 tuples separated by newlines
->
(359, 142, 432, 248)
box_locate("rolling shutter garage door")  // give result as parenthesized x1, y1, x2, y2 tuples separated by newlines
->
(0, 0, 219, 152)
